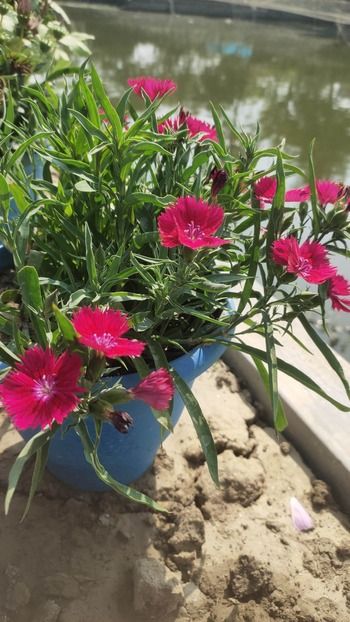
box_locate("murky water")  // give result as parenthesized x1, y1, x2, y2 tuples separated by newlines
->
(64, 3, 350, 357)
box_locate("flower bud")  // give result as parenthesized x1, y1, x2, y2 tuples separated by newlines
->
(111, 411, 134, 433)
(210, 167, 228, 197)
(17, 0, 31, 15)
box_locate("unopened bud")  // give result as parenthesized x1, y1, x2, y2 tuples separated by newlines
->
(17, 0, 31, 15)
(111, 411, 134, 434)
(210, 167, 228, 197)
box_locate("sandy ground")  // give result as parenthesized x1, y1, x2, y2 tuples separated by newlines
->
(0, 360, 349, 622)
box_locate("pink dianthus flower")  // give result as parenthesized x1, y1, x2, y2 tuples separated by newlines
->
(315, 180, 345, 207)
(327, 274, 350, 312)
(130, 369, 174, 411)
(72, 307, 145, 359)
(186, 115, 218, 142)
(0, 346, 83, 430)
(254, 176, 310, 209)
(158, 196, 229, 250)
(271, 236, 336, 284)
(127, 76, 176, 101)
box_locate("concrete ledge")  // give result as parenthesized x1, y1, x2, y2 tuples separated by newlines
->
(223, 329, 350, 513)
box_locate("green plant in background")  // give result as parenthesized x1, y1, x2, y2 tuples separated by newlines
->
(0, 68, 349, 515)
(0, 0, 92, 131)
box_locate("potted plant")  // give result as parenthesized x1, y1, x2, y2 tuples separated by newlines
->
(0, 68, 349, 516)
(0, 0, 92, 267)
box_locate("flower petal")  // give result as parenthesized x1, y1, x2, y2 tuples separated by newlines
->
(290, 497, 314, 532)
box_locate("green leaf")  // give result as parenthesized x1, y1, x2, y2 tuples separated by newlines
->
(298, 313, 350, 401)
(308, 139, 320, 236)
(209, 101, 225, 149)
(116, 87, 132, 122)
(69, 108, 106, 142)
(84, 222, 98, 287)
(183, 151, 211, 183)
(17, 266, 47, 347)
(171, 369, 219, 485)
(21, 442, 50, 521)
(78, 75, 100, 127)
(231, 342, 350, 412)
(75, 179, 96, 193)
(52, 305, 77, 342)
(263, 312, 288, 431)
(0, 174, 10, 215)
(77, 421, 166, 512)
(7, 133, 51, 170)
(2, 88, 14, 136)
(0, 341, 20, 366)
(219, 105, 246, 143)
(253, 356, 288, 431)
(8, 182, 29, 214)
(237, 211, 260, 315)
(5, 428, 53, 515)
(265, 151, 285, 286)
(90, 65, 123, 142)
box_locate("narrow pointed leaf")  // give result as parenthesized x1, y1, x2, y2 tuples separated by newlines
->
(171, 369, 219, 486)
(5, 428, 53, 515)
(17, 266, 47, 347)
(21, 442, 50, 521)
(298, 313, 350, 400)
(85, 222, 98, 287)
(231, 342, 350, 412)
(253, 356, 288, 432)
(77, 421, 166, 512)
(53, 305, 77, 342)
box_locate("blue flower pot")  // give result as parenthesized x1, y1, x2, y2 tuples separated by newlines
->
(0, 154, 43, 270)
(16, 340, 227, 491)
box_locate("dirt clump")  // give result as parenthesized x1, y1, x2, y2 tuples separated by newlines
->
(310, 479, 334, 509)
(227, 555, 274, 602)
(195, 450, 265, 519)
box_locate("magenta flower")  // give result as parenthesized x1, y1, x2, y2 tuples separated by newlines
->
(327, 275, 350, 312)
(290, 497, 314, 532)
(0, 346, 83, 430)
(72, 307, 145, 359)
(186, 115, 218, 142)
(130, 369, 174, 410)
(316, 180, 345, 207)
(158, 108, 188, 134)
(254, 176, 310, 209)
(158, 196, 229, 250)
(271, 236, 336, 284)
(127, 76, 176, 101)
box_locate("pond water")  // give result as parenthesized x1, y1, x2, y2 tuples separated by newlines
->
(64, 3, 350, 358)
